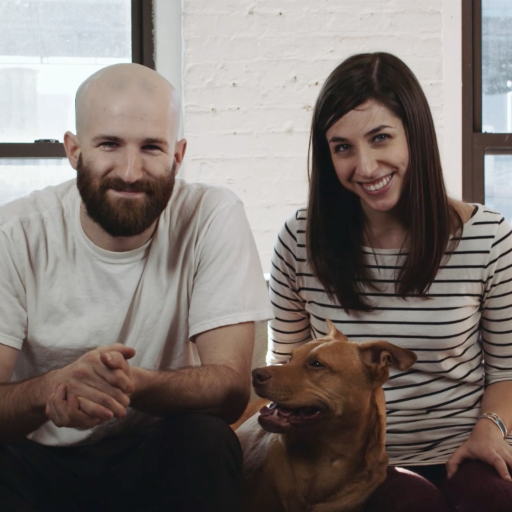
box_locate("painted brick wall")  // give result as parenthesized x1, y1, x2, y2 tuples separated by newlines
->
(180, 0, 445, 272)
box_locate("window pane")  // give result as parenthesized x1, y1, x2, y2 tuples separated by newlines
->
(0, 159, 75, 205)
(482, 0, 512, 133)
(485, 155, 512, 223)
(0, 0, 131, 143)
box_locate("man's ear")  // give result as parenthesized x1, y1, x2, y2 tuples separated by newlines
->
(172, 138, 187, 175)
(359, 341, 417, 387)
(63, 131, 81, 170)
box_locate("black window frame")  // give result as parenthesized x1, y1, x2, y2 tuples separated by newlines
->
(0, 0, 154, 160)
(462, 0, 512, 204)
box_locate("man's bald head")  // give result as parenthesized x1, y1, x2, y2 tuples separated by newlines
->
(75, 63, 181, 139)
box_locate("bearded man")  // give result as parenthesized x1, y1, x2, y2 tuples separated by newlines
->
(0, 63, 272, 511)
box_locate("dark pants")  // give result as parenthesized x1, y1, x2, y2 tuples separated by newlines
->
(366, 461, 512, 511)
(0, 413, 243, 512)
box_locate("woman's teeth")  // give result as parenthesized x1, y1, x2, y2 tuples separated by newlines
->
(362, 174, 392, 192)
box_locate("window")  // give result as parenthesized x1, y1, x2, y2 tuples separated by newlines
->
(0, 0, 154, 205)
(463, 0, 512, 223)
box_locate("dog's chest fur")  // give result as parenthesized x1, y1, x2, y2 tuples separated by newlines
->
(238, 414, 385, 512)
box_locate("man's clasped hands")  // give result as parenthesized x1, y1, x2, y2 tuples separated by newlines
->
(45, 345, 136, 429)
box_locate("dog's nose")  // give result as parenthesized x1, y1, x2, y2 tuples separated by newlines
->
(252, 368, 271, 386)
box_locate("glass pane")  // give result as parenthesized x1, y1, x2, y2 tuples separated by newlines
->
(0, 0, 131, 143)
(482, 0, 512, 133)
(0, 159, 75, 205)
(485, 155, 512, 223)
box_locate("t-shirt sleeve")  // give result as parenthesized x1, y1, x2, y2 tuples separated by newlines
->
(480, 215, 512, 385)
(0, 229, 27, 350)
(187, 193, 273, 339)
(267, 213, 311, 365)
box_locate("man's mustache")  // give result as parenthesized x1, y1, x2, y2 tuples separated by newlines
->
(101, 177, 154, 194)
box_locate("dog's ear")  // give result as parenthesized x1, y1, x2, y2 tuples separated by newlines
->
(325, 319, 348, 341)
(359, 341, 417, 387)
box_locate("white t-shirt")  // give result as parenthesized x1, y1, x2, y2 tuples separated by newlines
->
(0, 178, 273, 446)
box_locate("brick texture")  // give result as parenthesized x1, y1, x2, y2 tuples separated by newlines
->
(181, 0, 445, 272)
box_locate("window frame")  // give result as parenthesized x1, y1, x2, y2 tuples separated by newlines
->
(0, 0, 154, 160)
(462, 0, 512, 204)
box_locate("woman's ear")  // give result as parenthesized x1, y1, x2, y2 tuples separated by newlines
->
(63, 131, 81, 170)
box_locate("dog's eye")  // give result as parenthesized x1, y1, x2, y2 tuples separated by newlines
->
(309, 360, 325, 368)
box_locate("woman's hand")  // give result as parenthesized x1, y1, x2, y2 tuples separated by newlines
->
(446, 417, 512, 480)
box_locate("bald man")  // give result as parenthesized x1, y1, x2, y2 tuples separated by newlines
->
(0, 64, 272, 510)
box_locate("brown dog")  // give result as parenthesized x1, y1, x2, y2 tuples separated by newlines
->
(236, 319, 417, 512)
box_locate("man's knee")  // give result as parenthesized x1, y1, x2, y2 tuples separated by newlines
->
(159, 413, 242, 464)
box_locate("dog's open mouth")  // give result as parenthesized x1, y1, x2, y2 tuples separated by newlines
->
(258, 402, 324, 433)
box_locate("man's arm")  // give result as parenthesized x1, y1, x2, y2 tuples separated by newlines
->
(0, 343, 136, 442)
(0, 343, 51, 441)
(127, 322, 255, 425)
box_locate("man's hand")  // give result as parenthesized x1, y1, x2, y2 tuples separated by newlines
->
(46, 383, 106, 429)
(446, 417, 512, 480)
(45, 344, 136, 428)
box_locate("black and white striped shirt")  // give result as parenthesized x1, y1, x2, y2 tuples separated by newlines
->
(268, 205, 512, 465)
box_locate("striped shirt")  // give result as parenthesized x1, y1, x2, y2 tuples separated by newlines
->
(268, 205, 512, 465)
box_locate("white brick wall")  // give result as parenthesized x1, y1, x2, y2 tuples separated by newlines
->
(157, 0, 461, 273)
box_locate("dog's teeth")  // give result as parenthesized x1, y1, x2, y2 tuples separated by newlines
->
(277, 407, 293, 417)
(260, 402, 279, 416)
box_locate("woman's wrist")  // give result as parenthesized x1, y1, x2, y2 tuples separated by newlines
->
(478, 412, 508, 438)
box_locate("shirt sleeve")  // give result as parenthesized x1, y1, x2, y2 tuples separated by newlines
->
(0, 229, 27, 350)
(267, 212, 311, 365)
(188, 191, 273, 338)
(480, 215, 512, 385)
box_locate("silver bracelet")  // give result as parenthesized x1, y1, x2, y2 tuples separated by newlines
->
(479, 412, 507, 438)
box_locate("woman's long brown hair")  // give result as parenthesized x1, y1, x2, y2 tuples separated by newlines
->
(307, 52, 462, 312)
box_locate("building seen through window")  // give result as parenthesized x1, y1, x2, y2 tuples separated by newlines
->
(481, 0, 512, 222)
(0, 0, 134, 205)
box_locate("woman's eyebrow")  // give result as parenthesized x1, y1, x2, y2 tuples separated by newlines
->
(328, 124, 395, 144)
(365, 124, 394, 136)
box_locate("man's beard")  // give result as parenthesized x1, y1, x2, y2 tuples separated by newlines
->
(76, 155, 176, 238)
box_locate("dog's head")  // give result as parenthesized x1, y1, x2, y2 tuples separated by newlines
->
(254, 319, 416, 434)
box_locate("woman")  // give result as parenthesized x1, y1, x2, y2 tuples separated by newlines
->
(268, 52, 512, 511)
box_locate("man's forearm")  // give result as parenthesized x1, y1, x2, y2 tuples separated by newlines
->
(130, 364, 250, 424)
(0, 374, 50, 442)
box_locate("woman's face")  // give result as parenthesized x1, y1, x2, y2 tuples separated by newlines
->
(325, 99, 410, 219)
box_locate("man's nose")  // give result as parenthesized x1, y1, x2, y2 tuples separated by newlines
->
(118, 148, 144, 183)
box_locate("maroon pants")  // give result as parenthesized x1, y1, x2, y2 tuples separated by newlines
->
(366, 461, 512, 511)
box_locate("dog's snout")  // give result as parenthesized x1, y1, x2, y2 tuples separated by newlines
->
(252, 368, 272, 386)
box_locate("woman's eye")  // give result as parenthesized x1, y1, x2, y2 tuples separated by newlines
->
(373, 133, 390, 142)
(309, 360, 325, 368)
(335, 144, 350, 153)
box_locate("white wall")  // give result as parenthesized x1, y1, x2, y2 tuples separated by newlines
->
(156, 0, 462, 273)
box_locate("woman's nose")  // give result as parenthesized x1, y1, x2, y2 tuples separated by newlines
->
(355, 149, 379, 178)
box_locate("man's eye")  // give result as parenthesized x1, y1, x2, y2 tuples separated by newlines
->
(309, 360, 325, 368)
(100, 141, 117, 148)
(143, 145, 161, 151)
